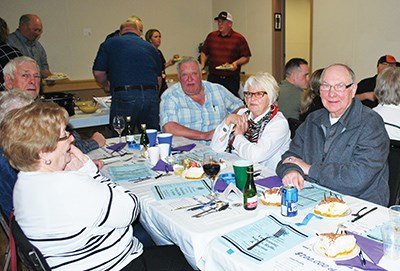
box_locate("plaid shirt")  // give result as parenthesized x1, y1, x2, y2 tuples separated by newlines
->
(160, 81, 244, 144)
(0, 44, 23, 91)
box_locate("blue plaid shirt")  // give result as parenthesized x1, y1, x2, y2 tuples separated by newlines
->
(160, 81, 244, 143)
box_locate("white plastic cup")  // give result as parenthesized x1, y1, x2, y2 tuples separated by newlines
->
(158, 143, 170, 161)
(148, 146, 160, 166)
(157, 133, 172, 154)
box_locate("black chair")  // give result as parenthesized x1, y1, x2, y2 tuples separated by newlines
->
(287, 118, 303, 139)
(10, 215, 51, 271)
(388, 140, 400, 206)
(0, 208, 10, 271)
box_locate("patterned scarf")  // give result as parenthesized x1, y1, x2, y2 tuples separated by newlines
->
(226, 104, 279, 153)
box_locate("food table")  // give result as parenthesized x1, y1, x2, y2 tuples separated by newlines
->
(88, 137, 399, 271)
(69, 107, 109, 129)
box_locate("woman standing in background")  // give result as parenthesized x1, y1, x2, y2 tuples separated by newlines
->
(145, 29, 179, 96)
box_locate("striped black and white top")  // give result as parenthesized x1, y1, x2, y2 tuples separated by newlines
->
(14, 159, 143, 270)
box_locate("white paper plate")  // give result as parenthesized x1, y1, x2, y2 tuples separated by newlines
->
(312, 206, 351, 218)
(313, 242, 359, 261)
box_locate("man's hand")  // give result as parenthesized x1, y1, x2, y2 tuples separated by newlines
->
(91, 132, 106, 147)
(282, 170, 305, 191)
(283, 156, 311, 175)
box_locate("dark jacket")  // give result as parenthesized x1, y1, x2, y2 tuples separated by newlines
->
(276, 98, 390, 206)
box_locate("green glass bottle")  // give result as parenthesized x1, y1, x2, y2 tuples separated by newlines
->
(243, 166, 257, 210)
(140, 123, 150, 158)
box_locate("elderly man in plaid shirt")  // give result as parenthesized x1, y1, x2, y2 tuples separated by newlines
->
(160, 57, 244, 145)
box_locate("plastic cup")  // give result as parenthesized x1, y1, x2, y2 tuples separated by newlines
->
(148, 146, 160, 166)
(146, 129, 157, 147)
(389, 205, 400, 220)
(158, 143, 170, 161)
(233, 160, 253, 191)
(381, 219, 400, 260)
(157, 133, 172, 154)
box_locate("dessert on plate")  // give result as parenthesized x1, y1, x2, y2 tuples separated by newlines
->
(183, 166, 204, 179)
(313, 196, 349, 217)
(317, 233, 357, 258)
(260, 187, 282, 206)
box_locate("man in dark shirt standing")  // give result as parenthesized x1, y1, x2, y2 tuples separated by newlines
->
(200, 11, 251, 97)
(356, 54, 396, 108)
(93, 16, 162, 132)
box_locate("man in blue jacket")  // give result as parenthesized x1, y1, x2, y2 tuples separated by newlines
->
(276, 64, 389, 206)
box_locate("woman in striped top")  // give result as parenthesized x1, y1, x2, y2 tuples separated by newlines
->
(0, 102, 193, 270)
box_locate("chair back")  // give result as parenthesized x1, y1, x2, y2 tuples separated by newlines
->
(10, 215, 51, 271)
(0, 208, 10, 271)
(388, 140, 400, 206)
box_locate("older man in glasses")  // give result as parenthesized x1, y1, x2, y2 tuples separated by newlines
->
(276, 64, 390, 206)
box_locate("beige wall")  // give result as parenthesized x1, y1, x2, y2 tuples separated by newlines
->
(2, 0, 400, 83)
(286, 0, 311, 64)
(313, 0, 400, 81)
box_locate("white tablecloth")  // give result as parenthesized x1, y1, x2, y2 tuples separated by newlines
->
(90, 137, 399, 271)
(69, 107, 109, 128)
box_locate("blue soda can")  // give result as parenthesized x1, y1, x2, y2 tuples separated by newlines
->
(281, 185, 298, 217)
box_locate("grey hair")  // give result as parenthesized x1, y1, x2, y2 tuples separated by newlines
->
(0, 89, 34, 123)
(3, 56, 39, 80)
(244, 72, 279, 105)
(176, 56, 201, 75)
(375, 67, 400, 105)
(321, 63, 356, 84)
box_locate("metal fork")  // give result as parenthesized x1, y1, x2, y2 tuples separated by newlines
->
(247, 227, 286, 250)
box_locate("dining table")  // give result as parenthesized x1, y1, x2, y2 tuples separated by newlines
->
(88, 136, 400, 271)
(69, 106, 109, 129)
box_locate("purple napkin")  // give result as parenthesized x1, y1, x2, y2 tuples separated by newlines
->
(214, 175, 282, 192)
(255, 176, 282, 188)
(151, 159, 173, 172)
(171, 143, 196, 152)
(351, 232, 384, 264)
(106, 142, 126, 152)
(335, 257, 387, 270)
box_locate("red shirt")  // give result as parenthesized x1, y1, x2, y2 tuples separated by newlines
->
(202, 29, 251, 76)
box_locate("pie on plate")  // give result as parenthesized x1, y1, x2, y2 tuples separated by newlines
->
(313, 233, 359, 260)
(182, 167, 204, 180)
(260, 187, 282, 206)
(313, 196, 350, 218)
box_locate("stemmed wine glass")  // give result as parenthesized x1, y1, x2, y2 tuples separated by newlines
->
(202, 153, 221, 196)
(112, 115, 125, 143)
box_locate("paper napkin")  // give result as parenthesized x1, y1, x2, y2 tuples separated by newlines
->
(152, 159, 173, 172)
(171, 143, 196, 152)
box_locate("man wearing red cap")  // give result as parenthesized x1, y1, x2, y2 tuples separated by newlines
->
(356, 54, 396, 108)
(200, 11, 251, 97)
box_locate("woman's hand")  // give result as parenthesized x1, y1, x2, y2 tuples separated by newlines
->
(233, 115, 248, 136)
(224, 114, 241, 126)
(65, 145, 88, 171)
(282, 170, 305, 191)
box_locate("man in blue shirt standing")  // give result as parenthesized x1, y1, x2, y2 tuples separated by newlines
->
(93, 16, 162, 132)
(8, 14, 51, 78)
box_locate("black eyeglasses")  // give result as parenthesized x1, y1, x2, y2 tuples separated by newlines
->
(58, 131, 71, 141)
(243, 91, 268, 99)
